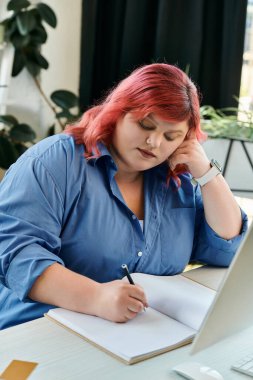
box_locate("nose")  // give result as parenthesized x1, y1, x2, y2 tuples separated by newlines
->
(147, 133, 163, 148)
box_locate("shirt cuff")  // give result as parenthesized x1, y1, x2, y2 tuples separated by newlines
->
(6, 243, 65, 302)
(204, 208, 248, 253)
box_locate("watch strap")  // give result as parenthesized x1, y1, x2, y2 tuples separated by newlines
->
(191, 159, 222, 187)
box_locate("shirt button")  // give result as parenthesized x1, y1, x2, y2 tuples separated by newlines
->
(132, 215, 137, 220)
(137, 251, 143, 257)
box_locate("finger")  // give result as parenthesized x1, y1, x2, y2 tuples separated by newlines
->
(125, 309, 139, 320)
(173, 139, 199, 151)
(129, 285, 148, 307)
(169, 153, 189, 169)
(186, 128, 197, 140)
(170, 146, 192, 156)
(128, 298, 146, 313)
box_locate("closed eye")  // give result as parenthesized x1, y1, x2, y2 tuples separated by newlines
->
(164, 133, 183, 141)
(138, 121, 155, 131)
(164, 135, 175, 141)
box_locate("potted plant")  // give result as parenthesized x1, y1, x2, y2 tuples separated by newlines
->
(0, 0, 81, 173)
(200, 105, 253, 193)
(200, 105, 253, 141)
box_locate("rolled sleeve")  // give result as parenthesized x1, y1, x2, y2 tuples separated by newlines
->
(6, 244, 64, 301)
(190, 184, 248, 266)
(191, 207, 248, 266)
(0, 150, 66, 301)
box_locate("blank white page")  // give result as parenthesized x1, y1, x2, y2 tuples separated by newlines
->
(47, 307, 195, 363)
(131, 273, 216, 331)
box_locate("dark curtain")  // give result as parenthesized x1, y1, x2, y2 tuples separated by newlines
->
(80, 0, 247, 111)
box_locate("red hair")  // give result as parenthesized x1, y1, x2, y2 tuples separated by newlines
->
(65, 63, 206, 186)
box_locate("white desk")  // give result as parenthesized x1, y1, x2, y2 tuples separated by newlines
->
(0, 317, 253, 379)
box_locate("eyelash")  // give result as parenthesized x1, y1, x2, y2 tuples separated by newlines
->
(138, 121, 154, 131)
(164, 135, 175, 142)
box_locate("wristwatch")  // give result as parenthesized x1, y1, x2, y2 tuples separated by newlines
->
(191, 159, 222, 187)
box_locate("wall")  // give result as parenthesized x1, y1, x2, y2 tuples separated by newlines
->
(40, 0, 82, 136)
(0, 0, 82, 138)
(203, 139, 253, 198)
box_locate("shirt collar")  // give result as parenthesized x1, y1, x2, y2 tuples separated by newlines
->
(88, 142, 117, 169)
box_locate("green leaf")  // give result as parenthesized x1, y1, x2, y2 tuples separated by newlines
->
(0, 115, 18, 127)
(56, 110, 80, 124)
(47, 124, 55, 136)
(16, 11, 36, 36)
(10, 32, 30, 48)
(25, 48, 48, 70)
(0, 136, 18, 169)
(37, 3, 57, 28)
(56, 110, 72, 119)
(3, 18, 17, 39)
(34, 51, 49, 69)
(14, 143, 28, 156)
(200, 104, 253, 142)
(25, 59, 41, 77)
(7, 0, 31, 12)
(9, 123, 36, 142)
(51, 90, 79, 110)
(12, 50, 26, 76)
(30, 24, 47, 44)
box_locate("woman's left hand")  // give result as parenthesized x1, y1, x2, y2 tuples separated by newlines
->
(169, 128, 210, 178)
(169, 129, 242, 239)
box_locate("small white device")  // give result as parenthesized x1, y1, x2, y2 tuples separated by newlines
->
(173, 361, 224, 380)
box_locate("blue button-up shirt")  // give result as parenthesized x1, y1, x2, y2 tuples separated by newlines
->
(0, 134, 248, 329)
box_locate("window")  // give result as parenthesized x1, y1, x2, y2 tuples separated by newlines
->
(240, 0, 253, 112)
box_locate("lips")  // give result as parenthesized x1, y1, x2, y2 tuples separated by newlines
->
(137, 148, 156, 158)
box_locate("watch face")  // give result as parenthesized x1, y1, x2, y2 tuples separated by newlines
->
(211, 159, 222, 172)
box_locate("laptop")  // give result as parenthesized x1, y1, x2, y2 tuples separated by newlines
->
(191, 220, 253, 355)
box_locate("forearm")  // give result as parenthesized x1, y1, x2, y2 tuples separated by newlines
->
(29, 263, 101, 315)
(28, 262, 148, 323)
(201, 174, 242, 239)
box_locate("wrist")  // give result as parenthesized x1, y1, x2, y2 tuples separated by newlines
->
(190, 161, 211, 179)
(77, 278, 102, 315)
(191, 159, 223, 187)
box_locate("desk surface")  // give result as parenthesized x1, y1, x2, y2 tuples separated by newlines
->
(0, 316, 253, 380)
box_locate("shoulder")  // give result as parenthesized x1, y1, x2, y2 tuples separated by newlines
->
(5, 134, 87, 197)
(22, 133, 83, 162)
(18, 133, 85, 173)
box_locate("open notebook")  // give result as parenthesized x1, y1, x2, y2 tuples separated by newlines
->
(46, 267, 226, 364)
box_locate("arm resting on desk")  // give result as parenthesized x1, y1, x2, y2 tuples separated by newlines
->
(29, 263, 147, 323)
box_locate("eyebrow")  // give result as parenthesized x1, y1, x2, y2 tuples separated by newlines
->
(145, 116, 184, 134)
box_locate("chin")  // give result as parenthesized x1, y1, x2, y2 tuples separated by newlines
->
(133, 162, 157, 171)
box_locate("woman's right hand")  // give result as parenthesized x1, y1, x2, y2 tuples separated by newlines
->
(29, 263, 148, 323)
(94, 280, 148, 323)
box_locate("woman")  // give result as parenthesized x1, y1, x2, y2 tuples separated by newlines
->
(0, 63, 247, 329)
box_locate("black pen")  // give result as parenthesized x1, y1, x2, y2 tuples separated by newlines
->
(121, 264, 135, 284)
(121, 264, 146, 311)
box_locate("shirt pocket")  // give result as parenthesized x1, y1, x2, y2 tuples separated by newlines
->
(160, 207, 196, 272)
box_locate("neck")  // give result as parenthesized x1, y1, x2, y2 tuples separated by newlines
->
(115, 170, 143, 184)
